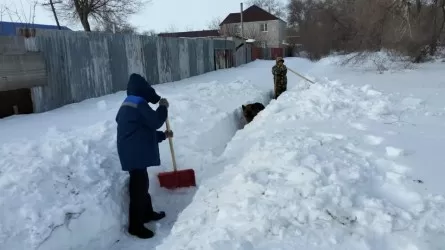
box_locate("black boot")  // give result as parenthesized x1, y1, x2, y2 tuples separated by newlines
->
(128, 226, 154, 239)
(144, 193, 166, 222)
(145, 211, 166, 223)
(128, 170, 154, 238)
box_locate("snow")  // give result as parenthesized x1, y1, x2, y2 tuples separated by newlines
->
(1, 52, 445, 250)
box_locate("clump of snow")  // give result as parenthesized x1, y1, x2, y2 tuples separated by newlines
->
(434, 46, 445, 62)
(364, 135, 384, 145)
(386, 146, 405, 157)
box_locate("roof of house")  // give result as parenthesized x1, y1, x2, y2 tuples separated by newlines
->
(0, 21, 71, 36)
(220, 5, 283, 25)
(158, 29, 220, 38)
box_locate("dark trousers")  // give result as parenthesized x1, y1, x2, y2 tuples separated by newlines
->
(128, 169, 154, 229)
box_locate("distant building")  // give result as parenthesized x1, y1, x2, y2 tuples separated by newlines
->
(219, 5, 287, 48)
(157, 30, 220, 38)
(0, 21, 71, 36)
(156, 5, 287, 49)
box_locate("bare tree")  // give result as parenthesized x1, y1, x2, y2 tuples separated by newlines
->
(244, 24, 269, 44)
(286, 0, 445, 61)
(49, 0, 149, 32)
(41, 0, 62, 30)
(141, 29, 157, 36)
(207, 16, 222, 30)
(95, 20, 137, 33)
(246, 0, 286, 19)
(2, 0, 38, 24)
(0, 5, 6, 21)
(184, 25, 195, 31)
(164, 24, 178, 33)
(220, 22, 269, 46)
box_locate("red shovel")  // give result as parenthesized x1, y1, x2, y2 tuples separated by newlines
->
(157, 118, 196, 189)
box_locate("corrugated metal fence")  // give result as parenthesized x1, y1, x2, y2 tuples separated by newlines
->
(19, 30, 251, 113)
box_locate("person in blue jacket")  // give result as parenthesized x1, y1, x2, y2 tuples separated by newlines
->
(116, 73, 173, 239)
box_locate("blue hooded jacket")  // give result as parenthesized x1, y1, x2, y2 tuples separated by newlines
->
(116, 73, 168, 171)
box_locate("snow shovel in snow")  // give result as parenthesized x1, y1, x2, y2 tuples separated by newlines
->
(157, 118, 196, 190)
(287, 68, 315, 84)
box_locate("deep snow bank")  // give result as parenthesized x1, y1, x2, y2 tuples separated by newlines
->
(314, 51, 415, 73)
(0, 78, 270, 249)
(156, 78, 445, 250)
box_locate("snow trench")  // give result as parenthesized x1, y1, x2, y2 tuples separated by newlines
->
(155, 77, 445, 250)
(197, 90, 274, 157)
(0, 78, 274, 250)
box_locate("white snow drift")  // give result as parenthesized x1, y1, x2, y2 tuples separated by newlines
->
(1, 54, 445, 250)
(156, 77, 445, 250)
(0, 75, 270, 250)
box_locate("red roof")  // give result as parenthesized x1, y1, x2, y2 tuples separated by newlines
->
(220, 5, 281, 25)
(158, 29, 220, 38)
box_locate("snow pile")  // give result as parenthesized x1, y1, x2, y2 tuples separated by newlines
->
(0, 121, 123, 250)
(318, 51, 415, 73)
(156, 78, 445, 250)
(0, 78, 270, 250)
(2, 55, 445, 250)
(263, 78, 395, 121)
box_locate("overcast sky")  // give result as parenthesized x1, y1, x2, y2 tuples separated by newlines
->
(0, 0, 286, 32)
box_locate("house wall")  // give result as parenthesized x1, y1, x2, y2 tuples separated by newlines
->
(13, 30, 251, 113)
(277, 20, 287, 46)
(221, 19, 287, 48)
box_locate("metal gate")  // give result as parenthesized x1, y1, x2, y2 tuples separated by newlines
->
(214, 49, 233, 70)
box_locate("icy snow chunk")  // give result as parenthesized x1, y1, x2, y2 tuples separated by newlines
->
(364, 135, 384, 145)
(386, 146, 405, 157)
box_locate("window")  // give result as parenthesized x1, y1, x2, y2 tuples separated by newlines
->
(260, 23, 268, 32)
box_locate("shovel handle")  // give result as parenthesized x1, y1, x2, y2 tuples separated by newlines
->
(165, 118, 178, 172)
(287, 68, 315, 84)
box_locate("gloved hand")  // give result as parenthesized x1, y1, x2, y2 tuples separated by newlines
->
(164, 130, 173, 138)
(159, 98, 169, 108)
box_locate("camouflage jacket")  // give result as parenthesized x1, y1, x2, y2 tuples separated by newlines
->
(272, 64, 287, 84)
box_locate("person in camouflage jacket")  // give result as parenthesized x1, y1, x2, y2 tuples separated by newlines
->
(272, 57, 287, 99)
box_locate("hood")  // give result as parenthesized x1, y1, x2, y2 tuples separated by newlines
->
(126, 73, 161, 104)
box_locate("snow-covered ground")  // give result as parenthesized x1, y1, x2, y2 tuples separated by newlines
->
(1, 53, 445, 250)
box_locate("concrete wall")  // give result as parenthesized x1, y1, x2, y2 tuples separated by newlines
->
(0, 36, 47, 92)
(17, 30, 249, 113)
(0, 53, 47, 91)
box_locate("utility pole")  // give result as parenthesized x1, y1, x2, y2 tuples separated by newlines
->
(240, 2, 247, 63)
(240, 2, 244, 39)
(42, 0, 62, 30)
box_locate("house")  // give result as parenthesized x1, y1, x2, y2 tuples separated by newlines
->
(158, 29, 220, 38)
(0, 21, 70, 36)
(219, 5, 287, 48)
